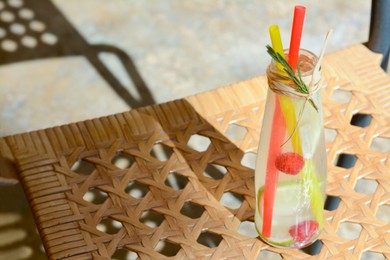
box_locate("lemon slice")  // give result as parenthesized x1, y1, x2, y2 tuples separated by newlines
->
(255, 223, 294, 247)
(257, 180, 320, 246)
(258, 181, 311, 217)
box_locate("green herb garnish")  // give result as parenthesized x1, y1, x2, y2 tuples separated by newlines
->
(266, 45, 318, 112)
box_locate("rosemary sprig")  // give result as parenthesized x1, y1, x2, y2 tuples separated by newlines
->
(266, 45, 318, 112)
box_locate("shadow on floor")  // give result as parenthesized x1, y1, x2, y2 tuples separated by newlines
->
(0, 0, 154, 108)
(0, 183, 47, 260)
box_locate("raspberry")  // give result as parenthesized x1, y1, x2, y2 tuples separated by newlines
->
(275, 152, 304, 175)
(289, 220, 319, 243)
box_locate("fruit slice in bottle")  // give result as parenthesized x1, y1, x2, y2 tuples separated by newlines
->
(258, 181, 314, 246)
(257, 187, 294, 246)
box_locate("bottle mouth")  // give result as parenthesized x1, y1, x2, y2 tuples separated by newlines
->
(269, 49, 319, 80)
(276, 48, 318, 76)
(267, 48, 321, 97)
(295, 49, 318, 75)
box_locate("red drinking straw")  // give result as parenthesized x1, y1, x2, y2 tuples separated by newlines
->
(289, 6, 306, 70)
(262, 96, 286, 238)
(262, 5, 306, 238)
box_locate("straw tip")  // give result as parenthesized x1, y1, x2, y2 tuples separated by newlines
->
(295, 5, 306, 12)
(269, 24, 279, 32)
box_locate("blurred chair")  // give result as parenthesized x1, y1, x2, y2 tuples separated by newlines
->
(0, 0, 154, 108)
(367, 0, 390, 71)
(346, 0, 389, 129)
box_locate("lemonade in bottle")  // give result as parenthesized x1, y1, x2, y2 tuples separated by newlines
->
(254, 16, 328, 247)
(254, 50, 327, 247)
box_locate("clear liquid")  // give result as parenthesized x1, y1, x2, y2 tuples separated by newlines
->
(254, 90, 327, 248)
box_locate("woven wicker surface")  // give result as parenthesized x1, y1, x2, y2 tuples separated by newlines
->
(0, 44, 389, 259)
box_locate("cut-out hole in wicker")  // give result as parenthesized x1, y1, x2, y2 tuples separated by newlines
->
(335, 153, 357, 169)
(111, 151, 134, 169)
(324, 195, 341, 211)
(370, 136, 390, 153)
(164, 171, 189, 190)
(71, 159, 96, 175)
(112, 248, 138, 260)
(301, 240, 323, 256)
(376, 204, 390, 222)
(83, 188, 108, 204)
(241, 152, 257, 170)
(257, 250, 282, 260)
(96, 217, 122, 234)
(324, 128, 337, 144)
(237, 221, 258, 238)
(151, 142, 173, 162)
(361, 251, 386, 260)
(154, 239, 181, 257)
(350, 113, 372, 128)
(225, 123, 248, 141)
(354, 178, 378, 194)
(204, 163, 227, 180)
(331, 89, 353, 104)
(139, 210, 164, 228)
(187, 134, 211, 152)
(180, 201, 205, 219)
(197, 231, 223, 248)
(220, 191, 244, 209)
(125, 180, 149, 199)
(337, 222, 362, 240)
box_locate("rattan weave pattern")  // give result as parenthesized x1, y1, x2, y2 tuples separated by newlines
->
(0, 44, 389, 259)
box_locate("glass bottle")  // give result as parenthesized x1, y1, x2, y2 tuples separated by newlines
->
(254, 49, 327, 248)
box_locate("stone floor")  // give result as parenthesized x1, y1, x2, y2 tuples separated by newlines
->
(0, 0, 383, 259)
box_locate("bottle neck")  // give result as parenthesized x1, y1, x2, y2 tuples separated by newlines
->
(266, 49, 321, 99)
